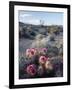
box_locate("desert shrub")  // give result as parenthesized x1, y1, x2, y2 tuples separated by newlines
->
(50, 36, 55, 41)
(30, 31, 36, 36)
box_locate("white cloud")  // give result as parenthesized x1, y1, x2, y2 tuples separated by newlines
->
(27, 19, 40, 25)
(19, 13, 40, 25)
(20, 14, 32, 18)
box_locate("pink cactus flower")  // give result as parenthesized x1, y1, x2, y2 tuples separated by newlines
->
(38, 48, 47, 55)
(26, 64, 36, 76)
(41, 48, 47, 54)
(26, 48, 37, 58)
(41, 48, 47, 52)
(39, 56, 47, 65)
(26, 49, 31, 57)
(31, 48, 37, 55)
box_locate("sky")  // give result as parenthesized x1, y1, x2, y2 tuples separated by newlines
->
(19, 10, 63, 25)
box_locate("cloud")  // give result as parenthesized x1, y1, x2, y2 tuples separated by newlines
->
(19, 13, 40, 25)
(20, 14, 32, 18)
(27, 19, 40, 25)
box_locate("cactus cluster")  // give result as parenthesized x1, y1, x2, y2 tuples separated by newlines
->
(19, 48, 63, 79)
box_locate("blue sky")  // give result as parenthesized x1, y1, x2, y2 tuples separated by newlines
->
(19, 10, 63, 25)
